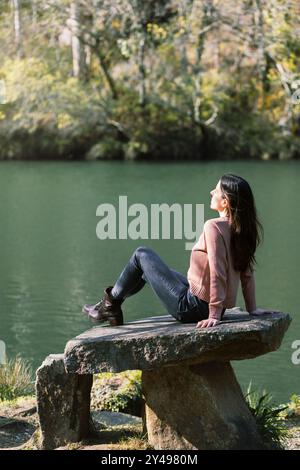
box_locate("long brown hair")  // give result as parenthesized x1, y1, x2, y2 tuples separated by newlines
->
(220, 174, 263, 272)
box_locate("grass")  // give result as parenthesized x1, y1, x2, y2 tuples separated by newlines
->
(113, 434, 152, 450)
(0, 355, 34, 401)
(282, 394, 300, 418)
(91, 423, 152, 450)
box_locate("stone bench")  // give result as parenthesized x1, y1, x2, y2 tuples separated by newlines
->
(35, 309, 291, 450)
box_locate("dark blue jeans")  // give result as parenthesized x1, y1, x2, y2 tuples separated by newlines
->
(111, 246, 210, 323)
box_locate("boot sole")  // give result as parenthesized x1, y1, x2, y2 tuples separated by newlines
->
(89, 316, 124, 326)
(82, 308, 123, 326)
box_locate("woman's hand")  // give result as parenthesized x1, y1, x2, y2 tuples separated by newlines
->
(196, 318, 221, 329)
(249, 307, 280, 316)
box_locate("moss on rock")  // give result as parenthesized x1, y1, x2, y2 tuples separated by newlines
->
(91, 370, 143, 417)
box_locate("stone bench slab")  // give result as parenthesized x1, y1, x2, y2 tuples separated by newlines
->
(64, 310, 291, 374)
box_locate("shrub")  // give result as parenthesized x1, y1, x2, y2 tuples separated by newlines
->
(244, 382, 289, 448)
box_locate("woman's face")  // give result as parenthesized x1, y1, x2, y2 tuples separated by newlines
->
(210, 180, 228, 214)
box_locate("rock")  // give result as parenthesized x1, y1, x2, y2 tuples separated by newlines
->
(91, 371, 144, 417)
(36, 311, 291, 450)
(142, 362, 265, 450)
(35, 354, 93, 450)
(64, 311, 291, 374)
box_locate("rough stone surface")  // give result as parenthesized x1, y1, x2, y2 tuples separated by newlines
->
(64, 310, 291, 374)
(35, 354, 93, 450)
(142, 362, 265, 450)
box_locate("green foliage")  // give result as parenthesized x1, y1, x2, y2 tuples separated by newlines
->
(280, 394, 300, 418)
(94, 370, 142, 414)
(214, 78, 300, 160)
(0, 56, 113, 159)
(0, 355, 34, 402)
(244, 382, 289, 448)
(1, 57, 105, 132)
(0, 1, 300, 160)
(112, 90, 205, 161)
(289, 394, 300, 415)
(86, 139, 124, 160)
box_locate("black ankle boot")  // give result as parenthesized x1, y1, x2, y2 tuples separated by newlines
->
(82, 286, 124, 326)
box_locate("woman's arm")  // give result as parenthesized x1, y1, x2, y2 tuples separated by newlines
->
(196, 220, 227, 328)
(240, 269, 279, 315)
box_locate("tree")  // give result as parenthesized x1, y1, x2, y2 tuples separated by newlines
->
(69, 2, 88, 80)
(11, 0, 23, 57)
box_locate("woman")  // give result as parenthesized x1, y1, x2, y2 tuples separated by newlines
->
(82, 174, 275, 329)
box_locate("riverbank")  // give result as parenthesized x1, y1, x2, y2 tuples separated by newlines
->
(1, 383, 300, 450)
(0, 395, 299, 450)
(0, 395, 152, 451)
(1, 110, 300, 162)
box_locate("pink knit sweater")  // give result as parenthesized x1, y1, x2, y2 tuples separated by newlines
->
(187, 216, 257, 320)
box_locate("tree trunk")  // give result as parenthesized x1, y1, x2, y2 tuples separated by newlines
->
(192, 1, 213, 123)
(138, 31, 146, 107)
(96, 45, 118, 99)
(193, 33, 205, 124)
(70, 2, 86, 80)
(31, 0, 37, 26)
(11, 0, 22, 57)
(253, 0, 267, 108)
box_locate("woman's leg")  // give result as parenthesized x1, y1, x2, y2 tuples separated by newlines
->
(170, 269, 190, 288)
(122, 269, 189, 299)
(110, 246, 189, 318)
(120, 274, 147, 298)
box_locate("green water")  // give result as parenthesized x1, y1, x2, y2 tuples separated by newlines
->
(0, 160, 299, 403)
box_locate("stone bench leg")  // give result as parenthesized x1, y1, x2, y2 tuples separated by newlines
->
(36, 354, 93, 449)
(142, 361, 265, 450)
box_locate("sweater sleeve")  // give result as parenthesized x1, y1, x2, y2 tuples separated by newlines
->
(204, 220, 228, 320)
(240, 267, 257, 313)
